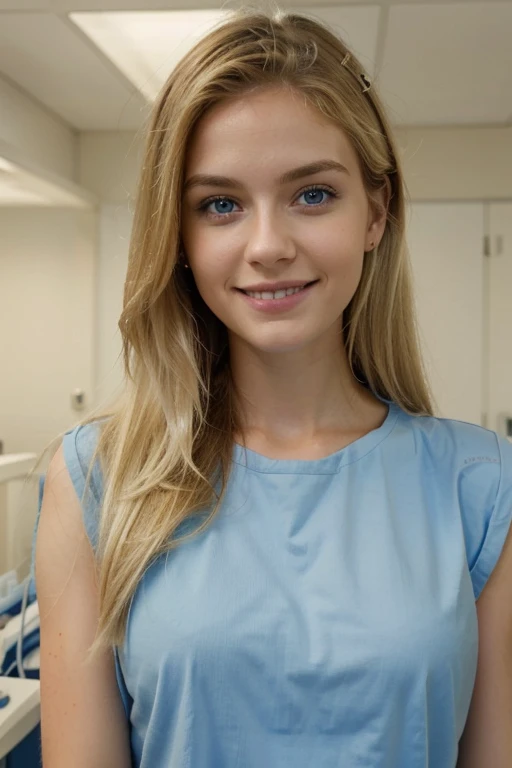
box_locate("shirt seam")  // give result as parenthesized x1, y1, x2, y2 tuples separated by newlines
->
(231, 406, 400, 475)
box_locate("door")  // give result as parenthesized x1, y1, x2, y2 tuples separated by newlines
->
(407, 202, 485, 424)
(488, 201, 512, 437)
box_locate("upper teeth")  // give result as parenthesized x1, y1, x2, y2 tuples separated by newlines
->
(245, 285, 306, 300)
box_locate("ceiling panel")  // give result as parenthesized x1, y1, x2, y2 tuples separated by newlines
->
(70, 5, 380, 102)
(0, 13, 148, 130)
(0, 0, 507, 9)
(287, 5, 381, 76)
(380, 2, 512, 126)
(0, 2, 510, 131)
(69, 8, 231, 101)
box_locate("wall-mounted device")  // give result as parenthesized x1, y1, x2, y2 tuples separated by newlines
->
(497, 413, 512, 441)
(71, 389, 86, 411)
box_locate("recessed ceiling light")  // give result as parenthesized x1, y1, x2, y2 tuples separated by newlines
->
(70, 10, 231, 101)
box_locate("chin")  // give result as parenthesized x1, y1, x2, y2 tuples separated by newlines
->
(245, 333, 316, 355)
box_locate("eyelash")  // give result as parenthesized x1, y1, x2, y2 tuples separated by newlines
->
(195, 184, 340, 221)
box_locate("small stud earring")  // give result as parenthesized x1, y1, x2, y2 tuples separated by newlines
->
(179, 250, 190, 269)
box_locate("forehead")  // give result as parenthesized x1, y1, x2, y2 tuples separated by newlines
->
(185, 87, 358, 176)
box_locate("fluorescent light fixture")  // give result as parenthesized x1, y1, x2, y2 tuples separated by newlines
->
(70, 10, 232, 102)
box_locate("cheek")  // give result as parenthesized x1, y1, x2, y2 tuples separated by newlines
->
(185, 216, 241, 289)
(192, 251, 230, 288)
(343, 258, 366, 302)
(310, 222, 366, 268)
(189, 258, 233, 321)
(184, 224, 233, 282)
(191, 268, 218, 304)
(325, 244, 365, 286)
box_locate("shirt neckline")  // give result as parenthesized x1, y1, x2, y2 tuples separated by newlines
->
(232, 398, 401, 475)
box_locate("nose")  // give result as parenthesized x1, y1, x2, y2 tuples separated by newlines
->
(243, 204, 297, 268)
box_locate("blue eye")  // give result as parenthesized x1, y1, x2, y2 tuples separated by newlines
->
(208, 198, 236, 215)
(197, 184, 338, 220)
(298, 188, 330, 206)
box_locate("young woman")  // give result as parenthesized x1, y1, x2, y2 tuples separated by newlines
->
(35, 9, 512, 768)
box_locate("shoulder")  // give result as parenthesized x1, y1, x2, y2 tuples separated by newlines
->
(397, 407, 505, 483)
(398, 408, 512, 599)
(63, 420, 103, 469)
(398, 407, 502, 459)
(61, 419, 107, 550)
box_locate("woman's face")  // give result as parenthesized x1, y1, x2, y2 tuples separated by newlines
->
(181, 86, 387, 355)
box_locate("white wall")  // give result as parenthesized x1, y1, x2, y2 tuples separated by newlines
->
(95, 203, 133, 406)
(0, 208, 96, 460)
(0, 73, 77, 181)
(0, 206, 97, 572)
(0, 78, 89, 576)
(395, 126, 512, 201)
(407, 202, 485, 425)
(79, 131, 143, 205)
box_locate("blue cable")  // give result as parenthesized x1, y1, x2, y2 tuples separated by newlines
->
(0, 692, 10, 708)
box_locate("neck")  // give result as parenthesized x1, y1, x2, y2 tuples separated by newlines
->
(229, 333, 379, 444)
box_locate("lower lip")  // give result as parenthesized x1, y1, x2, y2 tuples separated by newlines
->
(235, 282, 318, 313)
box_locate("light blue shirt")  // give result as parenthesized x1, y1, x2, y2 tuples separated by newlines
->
(59, 399, 512, 767)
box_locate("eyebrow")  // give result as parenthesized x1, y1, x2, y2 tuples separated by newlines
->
(183, 159, 350, 193)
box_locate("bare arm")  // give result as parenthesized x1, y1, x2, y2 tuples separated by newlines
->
(457, 521, 512, 767)
(35, 444, 131, 768)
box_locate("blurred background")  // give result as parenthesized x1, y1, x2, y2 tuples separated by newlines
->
(0, 1, 511, 764)
(0, 0, 512, 624)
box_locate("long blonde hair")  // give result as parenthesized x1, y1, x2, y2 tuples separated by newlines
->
(65, 7, 435, 657)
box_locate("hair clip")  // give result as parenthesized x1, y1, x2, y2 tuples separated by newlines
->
(341, 52, 372, 94)
(360, 73, 371, 94)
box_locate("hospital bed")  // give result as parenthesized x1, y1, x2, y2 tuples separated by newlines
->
(0, 453, 42, 767)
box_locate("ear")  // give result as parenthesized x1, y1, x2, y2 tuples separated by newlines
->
(365, 176, 391, 251)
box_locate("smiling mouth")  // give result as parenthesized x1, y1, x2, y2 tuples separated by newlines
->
(238, 281, 318, 299)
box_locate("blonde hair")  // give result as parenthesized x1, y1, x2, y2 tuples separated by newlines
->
(59, 6, 435, 657)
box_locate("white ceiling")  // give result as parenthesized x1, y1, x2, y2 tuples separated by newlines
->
(0, 0, 510, 132)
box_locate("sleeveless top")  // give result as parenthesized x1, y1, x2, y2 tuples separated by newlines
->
(59, 399, 512, 768)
